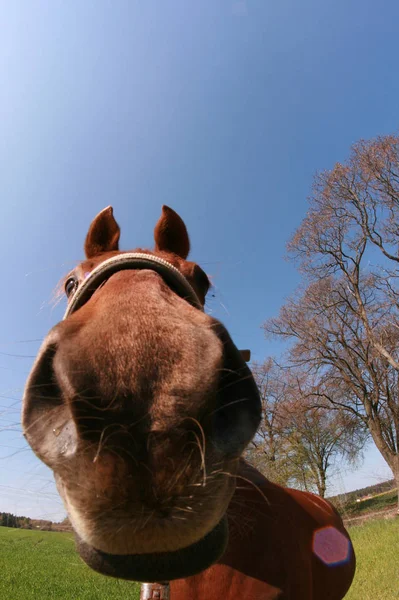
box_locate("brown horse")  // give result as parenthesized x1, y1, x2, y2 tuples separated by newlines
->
(22, 206, 355, 599)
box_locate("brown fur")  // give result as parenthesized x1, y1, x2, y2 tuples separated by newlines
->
(22, 207, 355, 599)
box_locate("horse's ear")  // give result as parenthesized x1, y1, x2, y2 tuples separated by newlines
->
(84, 207, 120, 258)
(154, 206, 190, 259)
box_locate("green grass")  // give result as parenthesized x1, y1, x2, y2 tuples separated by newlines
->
(1, 519, 398, 599)
(345, 517, 399, 600)
(0, 527, 140, 599)
(343, 489, 397, 516)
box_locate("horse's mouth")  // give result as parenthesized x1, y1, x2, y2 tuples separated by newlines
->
(75, 516, 228, 581)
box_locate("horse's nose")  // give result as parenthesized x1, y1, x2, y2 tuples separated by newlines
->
(22, 323, 146, 465)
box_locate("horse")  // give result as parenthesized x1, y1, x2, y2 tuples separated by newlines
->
(22, 206, 356, 599)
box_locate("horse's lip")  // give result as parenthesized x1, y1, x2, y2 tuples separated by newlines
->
(75, 516, 228, 582)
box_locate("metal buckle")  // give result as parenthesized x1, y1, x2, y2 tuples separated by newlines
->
(140, 582, 170, 599)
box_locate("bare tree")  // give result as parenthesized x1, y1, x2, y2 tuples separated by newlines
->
(264, 133, 399, 506)
(280, 389, 365, 498)
(245, 360, 293, 486)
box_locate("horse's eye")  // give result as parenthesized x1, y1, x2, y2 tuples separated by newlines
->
(65, 277, 79, 299)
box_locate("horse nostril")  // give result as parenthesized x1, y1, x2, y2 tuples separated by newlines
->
(23, 339, 61, 410)
(212, 403, 259, 456)
(206, 320, 261, 456)
(22, 331, 77, 467)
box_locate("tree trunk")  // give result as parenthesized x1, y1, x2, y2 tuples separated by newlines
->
(316, 469, 326, 498)
(392, 458, 399, 514)
(367, 419, 399, 511)
(318, 481, 326, 498)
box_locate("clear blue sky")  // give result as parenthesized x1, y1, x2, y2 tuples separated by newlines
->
(0, 0, 396, 520)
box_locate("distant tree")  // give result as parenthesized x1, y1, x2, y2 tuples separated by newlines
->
(245, 360, 293, 486)
(247, 361, 365, 496)
(0, 512, 18, 528)
(19, 517, 32, 529)
(30, 519, 53, 531)
(59, 517, 72, 531)
(279, 388, 365, 497)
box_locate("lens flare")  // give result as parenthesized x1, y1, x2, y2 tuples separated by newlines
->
(312, 526, 351, 566)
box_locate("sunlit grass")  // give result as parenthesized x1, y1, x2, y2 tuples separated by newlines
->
(0, 527, 140, 599)
(345, 517, 399, 599)
(1, 518, 398, 599)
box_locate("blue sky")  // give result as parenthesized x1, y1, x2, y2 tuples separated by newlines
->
(0, 0, 396, 520)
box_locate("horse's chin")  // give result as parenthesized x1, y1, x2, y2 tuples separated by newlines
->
(75, 516, 228, 582)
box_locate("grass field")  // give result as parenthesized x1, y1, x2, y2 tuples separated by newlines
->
(1, 518, 398, 599)
(0, 528, 140, 599)
(345, 517, 399, 600)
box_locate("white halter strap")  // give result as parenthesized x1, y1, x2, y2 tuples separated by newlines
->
(64, 252, 203, 319)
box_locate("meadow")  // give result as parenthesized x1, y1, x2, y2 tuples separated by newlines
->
(0, 528, 140, 599)
(0, 518, 398, 599)
(345, 517, 399, 600)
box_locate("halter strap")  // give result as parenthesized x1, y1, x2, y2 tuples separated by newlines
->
(64, 252, 203, 319)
